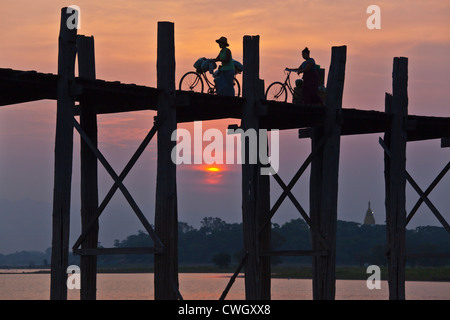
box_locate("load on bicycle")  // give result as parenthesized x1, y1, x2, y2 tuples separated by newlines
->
(194, 57, 243, 78)
(179, 57, 243, 96)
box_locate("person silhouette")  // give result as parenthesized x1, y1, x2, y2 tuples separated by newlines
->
(286, 47, 323, 105)
(213, 37, 235, 96)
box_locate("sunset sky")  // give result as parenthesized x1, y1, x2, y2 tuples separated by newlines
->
(0, 1, 449, 253)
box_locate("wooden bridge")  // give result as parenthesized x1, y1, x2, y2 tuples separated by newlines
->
(1, 8, 449, 300)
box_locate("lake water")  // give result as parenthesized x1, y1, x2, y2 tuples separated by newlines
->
(0, 272, 448, 300)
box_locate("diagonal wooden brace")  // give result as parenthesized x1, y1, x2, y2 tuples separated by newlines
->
(219, 253, 247, 300)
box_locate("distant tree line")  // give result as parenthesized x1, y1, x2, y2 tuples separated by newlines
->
(1, 218, 449, 268)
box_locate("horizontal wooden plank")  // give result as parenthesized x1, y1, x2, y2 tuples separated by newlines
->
(0, 68, 58, 106)
(259, 250, 328, 257)
(406, 115, 450, 142)
(74, 77, 161, 114)
(260, 101, 326, 130)
(442, 137, 450, 148)
(73, 247, 164, 256)
(406, 252, 450, 259)
(340, 108, 390, 135)
(175, 90, 244, 122)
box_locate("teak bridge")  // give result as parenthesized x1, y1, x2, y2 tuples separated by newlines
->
(1, 8, 449, 300)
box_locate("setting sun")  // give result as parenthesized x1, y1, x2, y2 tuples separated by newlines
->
(201, 165, 225, 185)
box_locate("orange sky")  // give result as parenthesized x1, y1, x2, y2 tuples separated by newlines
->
(0, 1, 449, 251)
(1, 1, 449, 112)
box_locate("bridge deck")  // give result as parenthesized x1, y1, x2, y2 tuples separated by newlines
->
(0, 68, 449, 141)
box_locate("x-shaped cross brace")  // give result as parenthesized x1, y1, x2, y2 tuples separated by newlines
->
(379, 137, 450, 233)
(72, 116, 166, 250)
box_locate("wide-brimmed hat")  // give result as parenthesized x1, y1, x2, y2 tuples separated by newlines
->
(216, 36, 229, 47)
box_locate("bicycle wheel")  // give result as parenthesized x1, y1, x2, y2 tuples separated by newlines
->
(179, 71, 204, 93)
(233, 77, 241, 97)
(265, 82, 287, 102)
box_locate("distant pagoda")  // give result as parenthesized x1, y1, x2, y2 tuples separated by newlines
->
(364, 202, 375, 225)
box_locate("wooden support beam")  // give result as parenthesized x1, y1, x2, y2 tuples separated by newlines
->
(406, 172, 450, 233)
(72, 118, 163, 250)
(384, 57, 408, 300)
(241, 35, 260, 300)
(406, 161, 450, 227)
(257, 114, 271, 300)
(257, 142, 330, 252)
(406, 252, 450, 259)
(73, 119, 163, 247)
(241, 35, 271, 300)
(50, 7, 78, 300)
(310, 45, 346, 300)
(77, 35, 98, 301)
(0, 69, 58, 106)
(219, 254, 247, 300)
(259, 250, 328, 257)
(442, 137, 450, 148)
(380, 138, 450, 233)
(73, 247, 164, 256)
(154, 21, 179, 300)
(271, 172, 311, 225)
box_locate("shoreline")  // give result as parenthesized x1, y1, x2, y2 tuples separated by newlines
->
(1, 266, 449, 282)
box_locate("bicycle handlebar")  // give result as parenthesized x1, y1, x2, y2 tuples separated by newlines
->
(284, 69, 294, 77)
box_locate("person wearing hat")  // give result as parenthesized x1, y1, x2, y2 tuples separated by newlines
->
(286, 47, 323, 105)
(213, 36, 235, 96)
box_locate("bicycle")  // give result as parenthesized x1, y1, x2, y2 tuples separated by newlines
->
(179, 59, 241, 97)
(265, 69, 301, 102)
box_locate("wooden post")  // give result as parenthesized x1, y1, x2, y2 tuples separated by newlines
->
(241, 35, 271, 300)
(154, 21, 178, 300)
(310, 46, 346, 300)
(384, 57, 408, 300)
(257, 79, 271, 300)
(310, 124, 324, 298)
(77, 35, 99, 300)
(50, 7, 78, 300)
(242, 35, 260, 300)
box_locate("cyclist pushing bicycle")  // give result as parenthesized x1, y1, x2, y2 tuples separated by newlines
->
(266, 47, 324, 105)
(286, 47, 323, 105)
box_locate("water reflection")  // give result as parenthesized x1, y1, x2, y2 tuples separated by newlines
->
(0, 272, 448, 300)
